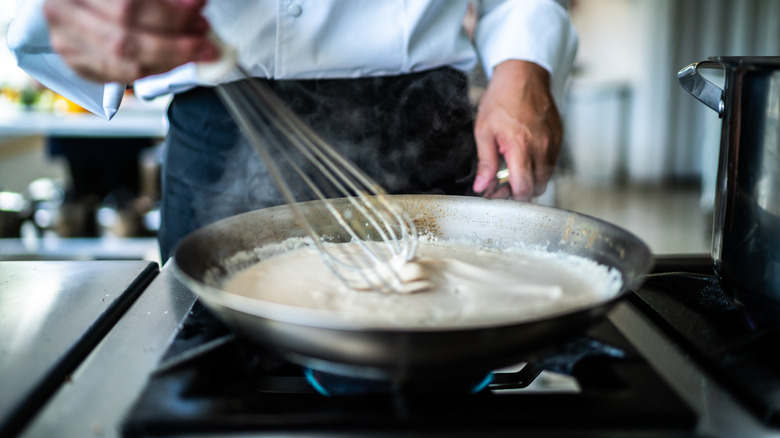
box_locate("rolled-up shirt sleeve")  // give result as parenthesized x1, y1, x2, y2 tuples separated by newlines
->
(475, 0, 578, 102)
(7, 0, 125, 119)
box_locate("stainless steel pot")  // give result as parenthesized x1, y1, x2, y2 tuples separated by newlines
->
(679, 56, 780, 323)
(172, 195, 652, 381)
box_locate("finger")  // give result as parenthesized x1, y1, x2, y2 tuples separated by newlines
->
(53, 25, 149, 82)
(472, 124, 501, 194)
(117, 30, 217, 71)
(63, 52, 139, 83)
(532, 156, 553, 197)
(527, 138, 550, 197)
(531, 124, 562, 197)
(52, 24, 164, 82)
(502, 137, 534, 202)
(46, 5, 136, 81)
(80, 0, 209, 34)
(485, 183, 512, 200)
(56, 27, 213, 82)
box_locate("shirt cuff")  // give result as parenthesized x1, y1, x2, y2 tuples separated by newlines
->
(7, 0, 124, 119)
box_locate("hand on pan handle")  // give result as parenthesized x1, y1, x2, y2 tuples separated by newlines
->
(43, 0, 219, 83)
(472, 60, 562, 202)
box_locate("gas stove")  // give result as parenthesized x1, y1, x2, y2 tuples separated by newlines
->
(5, 255, 780, 437)
(120, 301, 694, 437)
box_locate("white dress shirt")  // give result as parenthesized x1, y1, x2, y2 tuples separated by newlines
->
(7, 0, 577, 120)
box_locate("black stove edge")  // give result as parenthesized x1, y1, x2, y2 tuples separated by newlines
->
(650, 254, 713, 275)
(3, 262, 159, 438)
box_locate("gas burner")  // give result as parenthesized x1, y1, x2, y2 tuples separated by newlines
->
(304, 368, 494, 396)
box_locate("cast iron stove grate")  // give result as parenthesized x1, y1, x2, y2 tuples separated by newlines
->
(122, 301, 696, 437)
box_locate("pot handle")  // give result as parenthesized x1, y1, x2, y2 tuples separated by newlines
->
(678, 61, 724, 117)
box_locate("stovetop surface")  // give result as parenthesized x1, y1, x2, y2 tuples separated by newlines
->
(122, 300, 697, 437)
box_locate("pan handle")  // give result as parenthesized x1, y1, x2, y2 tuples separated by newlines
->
(678, 61, 724, 117)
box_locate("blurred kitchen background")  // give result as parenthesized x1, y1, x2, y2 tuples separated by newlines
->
(1, 0, 778, 261)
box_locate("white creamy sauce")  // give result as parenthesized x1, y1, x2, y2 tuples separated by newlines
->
(219, 238, 623, 328)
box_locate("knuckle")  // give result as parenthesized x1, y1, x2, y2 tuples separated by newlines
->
(109, 31, 136, 58)
(498, 132, 529, 155)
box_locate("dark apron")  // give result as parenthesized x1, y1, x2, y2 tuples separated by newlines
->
(159, 68, 477, 260)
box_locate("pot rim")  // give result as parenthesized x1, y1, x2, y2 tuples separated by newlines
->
(710, 55, 780, 67)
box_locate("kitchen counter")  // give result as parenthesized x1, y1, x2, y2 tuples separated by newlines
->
(0, 95, 170, 139)
(0, 109, 167, 139)
(13, 260, 195, 438)
(0, 260, 159, 437)
(0, 237, 160, 262)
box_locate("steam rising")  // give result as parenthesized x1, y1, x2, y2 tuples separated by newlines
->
(194, 68, 478, 228)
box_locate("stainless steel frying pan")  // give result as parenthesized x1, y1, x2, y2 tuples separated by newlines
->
(172, 195, 652, 381)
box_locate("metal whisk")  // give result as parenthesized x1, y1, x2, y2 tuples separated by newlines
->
(214, 67, 418, 293)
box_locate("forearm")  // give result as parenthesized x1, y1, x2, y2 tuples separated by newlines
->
(474, 0, 577, 102)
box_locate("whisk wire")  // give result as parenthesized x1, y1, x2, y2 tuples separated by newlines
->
(214, 68, 417, 293)
(238, 80, 406, 263)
